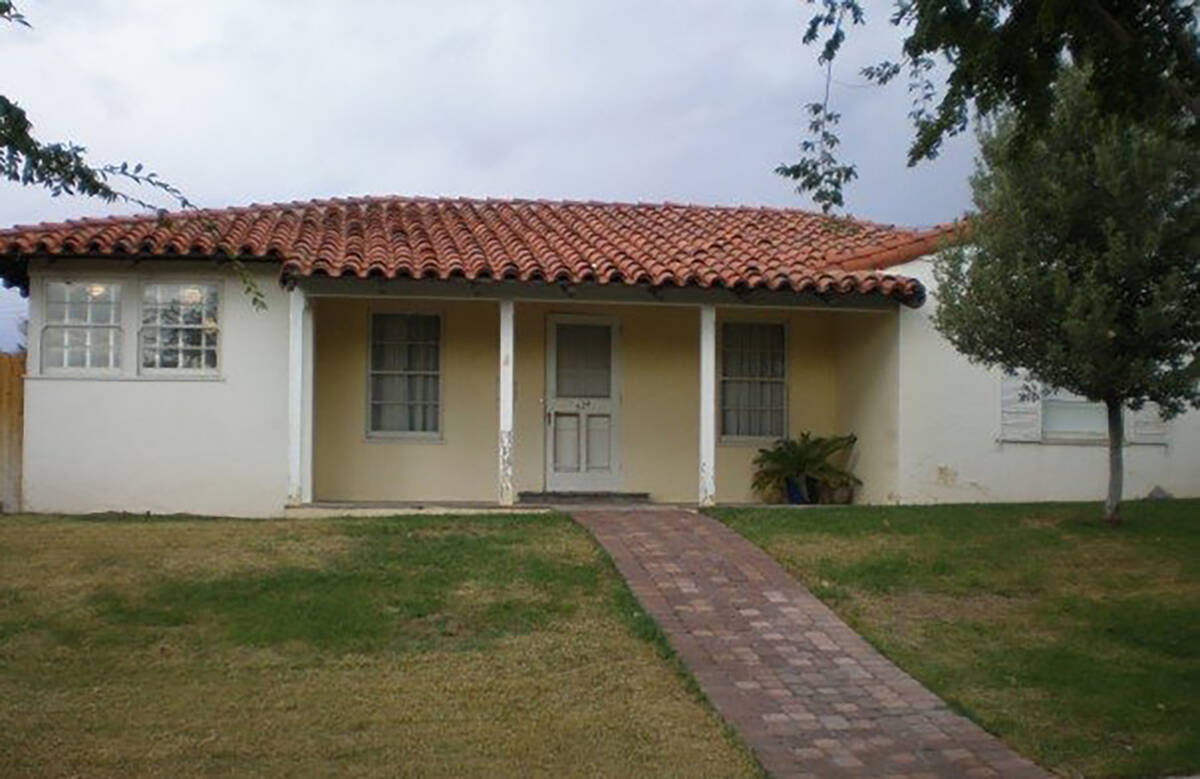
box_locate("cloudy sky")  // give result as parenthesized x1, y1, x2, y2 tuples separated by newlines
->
(1, 0, 978, 349)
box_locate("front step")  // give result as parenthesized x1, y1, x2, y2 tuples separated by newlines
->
(518, 491, 651, 505)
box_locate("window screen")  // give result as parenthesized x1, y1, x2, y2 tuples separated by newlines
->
(1042, 388, 1107, 439)
(555, 324, 611, 398)
(369, 314, 441, 433)
(720, 322, 786, 437)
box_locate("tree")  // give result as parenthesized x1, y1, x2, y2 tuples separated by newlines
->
(932, 68, 1200, 523)
(1, 2, 265, 309)
(1, 2, 192, 209)
(781, 0, 1200, 213)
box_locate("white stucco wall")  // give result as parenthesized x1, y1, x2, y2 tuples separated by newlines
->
(833, 310, 900, 504)
(22, 261, 291, 517)
(894, 258, 1200, 503)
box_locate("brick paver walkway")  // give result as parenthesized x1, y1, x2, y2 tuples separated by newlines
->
(574, 510, 1047, 779)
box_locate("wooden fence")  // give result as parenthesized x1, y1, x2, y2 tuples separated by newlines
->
(0, 353, 23, 512)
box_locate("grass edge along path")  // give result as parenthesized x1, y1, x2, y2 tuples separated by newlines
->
(710, 500, 1200, 779)
(0, 511, 761, 777)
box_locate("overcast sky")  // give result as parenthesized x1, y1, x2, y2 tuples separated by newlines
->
(1, 0, 978, 350)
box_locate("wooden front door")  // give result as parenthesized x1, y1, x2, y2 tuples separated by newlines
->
(545, 316, 620, 492)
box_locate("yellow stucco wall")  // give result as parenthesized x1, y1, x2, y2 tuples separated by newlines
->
(313, 298, 848, 504)
(714, 309, 840, 503)
(512, 303, 702, 501)
(313, 298, 500, 502)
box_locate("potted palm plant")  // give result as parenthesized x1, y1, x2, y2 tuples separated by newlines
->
(751, 433, 861, 505)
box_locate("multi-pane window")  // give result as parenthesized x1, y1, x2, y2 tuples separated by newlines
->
(140, 283, 220, 371)
(720, 322, 786, 438)
(42, 281, 122, 371)
(369, 314, 441, 434)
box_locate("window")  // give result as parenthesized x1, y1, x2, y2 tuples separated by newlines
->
(720, 322, 786, 438)
(140, 282, 220, 372)
(1000, 373, 1169, 444)
(555, 324, 611, 398)
(1042, 387, 1107, 440)
(369, 313, 440, 434)
(42, 281, 121, 371)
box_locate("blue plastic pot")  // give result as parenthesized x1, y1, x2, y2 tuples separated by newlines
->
(784, 477, 807, 504)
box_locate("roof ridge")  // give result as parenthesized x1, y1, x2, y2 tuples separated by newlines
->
(0, 192, 963, 237)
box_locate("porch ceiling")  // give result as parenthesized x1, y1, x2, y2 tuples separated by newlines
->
(294, 276, 904, 311)
(1, 195, 966, 307)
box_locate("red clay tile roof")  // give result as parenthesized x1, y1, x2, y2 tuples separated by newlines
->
(0, 195, 962, 306)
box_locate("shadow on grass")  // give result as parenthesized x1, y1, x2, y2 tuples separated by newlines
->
(82, 514, 601, 654)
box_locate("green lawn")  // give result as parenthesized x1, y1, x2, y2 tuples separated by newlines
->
(713, 500, 1200, 778)
(0, 513, 758, 777)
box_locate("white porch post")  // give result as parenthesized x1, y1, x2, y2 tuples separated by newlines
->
(699, 304, 717, 506)
(287, 286, 314, 505)
(498, 299, 516, 506)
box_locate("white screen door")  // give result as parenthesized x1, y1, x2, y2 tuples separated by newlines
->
(546, 317, 620, 491)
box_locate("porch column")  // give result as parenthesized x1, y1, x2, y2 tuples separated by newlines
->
(498, 299, 516, 506)
(699, 304, 716, 506)
(287, 286, 314, 505)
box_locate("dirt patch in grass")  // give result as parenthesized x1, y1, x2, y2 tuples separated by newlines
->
(715, 500, 1200, 779)
(0, 514, 757, 778)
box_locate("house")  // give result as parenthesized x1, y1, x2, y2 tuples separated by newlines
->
(0, 195, 1195, 517)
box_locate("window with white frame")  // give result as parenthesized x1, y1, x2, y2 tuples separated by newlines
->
(140, 282, 220, 372)
(1000, 373, 1169, 444)
(41, 281, 122, 371)
(1041, 387, 1108, 440)
(369, 313, 441, 434)
(720, 322, 786, 438)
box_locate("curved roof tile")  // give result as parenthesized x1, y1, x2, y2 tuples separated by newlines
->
(0, 195, 965, 306)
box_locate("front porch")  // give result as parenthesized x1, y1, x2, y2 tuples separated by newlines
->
(284, 279, 902, 508)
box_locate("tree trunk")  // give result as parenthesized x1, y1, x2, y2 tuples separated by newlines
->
(1105, 400, 1124, 525)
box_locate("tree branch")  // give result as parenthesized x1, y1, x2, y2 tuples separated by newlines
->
(1086, 0, 1200, 119)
